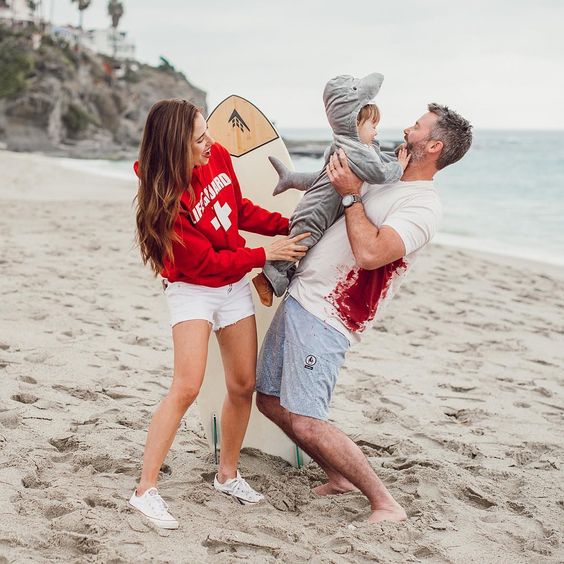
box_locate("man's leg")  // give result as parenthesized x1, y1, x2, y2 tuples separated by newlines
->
(256, 392, 357, 493)
(254, 298, 334, 473)
(288, 412, 406, 523)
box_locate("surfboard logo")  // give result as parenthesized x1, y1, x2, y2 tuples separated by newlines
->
(228, 109, 251, 133)
(207, 95, 280, 157)
(304, 355, 317, 370)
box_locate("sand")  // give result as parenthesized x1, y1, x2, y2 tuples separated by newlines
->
(0, 150, 562, 563)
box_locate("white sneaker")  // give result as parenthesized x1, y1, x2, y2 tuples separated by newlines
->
(213, 471, 264, 505)
(128, 487, 179, 529)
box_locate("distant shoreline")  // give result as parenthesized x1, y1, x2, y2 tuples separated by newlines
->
(0, 135, 402, 161)
(283, 137, 401, 158)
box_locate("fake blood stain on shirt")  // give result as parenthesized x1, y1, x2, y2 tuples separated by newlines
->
(326, 258, 407, 332)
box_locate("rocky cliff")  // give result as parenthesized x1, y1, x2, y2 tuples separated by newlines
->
(0, 25, 207, 158)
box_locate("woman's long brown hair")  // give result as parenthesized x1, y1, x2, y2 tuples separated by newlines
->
(135, 99, 200, 275)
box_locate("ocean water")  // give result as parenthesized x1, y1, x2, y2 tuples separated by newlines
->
(284, 128, 564, 266)
(58, 129, 564, 266)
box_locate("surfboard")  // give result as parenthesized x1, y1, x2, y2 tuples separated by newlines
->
(198, 95, 309, 467)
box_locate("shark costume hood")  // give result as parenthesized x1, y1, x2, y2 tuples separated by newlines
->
(324, 73, 384, 139)
(269, 72, 396, 196)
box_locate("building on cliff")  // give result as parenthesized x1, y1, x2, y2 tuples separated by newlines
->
(0, 0, 135, 60)
(0, 0, 38, 25)
(51, 26, 135, 60)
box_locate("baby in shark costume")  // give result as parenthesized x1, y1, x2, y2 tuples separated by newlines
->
(253, 73, 410, 305)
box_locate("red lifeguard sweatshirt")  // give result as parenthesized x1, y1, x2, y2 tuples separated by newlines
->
(135, 143, 289, 287)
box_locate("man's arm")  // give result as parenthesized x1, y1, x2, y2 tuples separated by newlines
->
(326, 148, 406, 270)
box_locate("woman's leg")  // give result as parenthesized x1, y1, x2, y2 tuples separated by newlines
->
(136, 319, 211, 494)
(215, 315, 257, 482)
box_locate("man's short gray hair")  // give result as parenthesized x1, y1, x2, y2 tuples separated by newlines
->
(428, 103, 472, 170)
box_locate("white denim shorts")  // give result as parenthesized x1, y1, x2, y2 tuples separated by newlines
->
(163, 276, 255, 331)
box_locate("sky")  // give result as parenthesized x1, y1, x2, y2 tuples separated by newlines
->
(46, 0, 564, 131)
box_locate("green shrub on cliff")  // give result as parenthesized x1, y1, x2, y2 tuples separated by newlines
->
(39, 34, 80, 70)
(0, 36, 34, 98)
(62, 103, 98, 138)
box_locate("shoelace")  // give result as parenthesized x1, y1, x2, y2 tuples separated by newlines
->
(231, 477, 261, 499)
(148, 492, 169, 514)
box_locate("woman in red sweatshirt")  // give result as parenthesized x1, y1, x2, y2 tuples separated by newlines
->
(128, 99, 308, 528)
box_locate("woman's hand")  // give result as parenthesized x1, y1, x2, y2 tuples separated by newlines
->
(265, 232, 310, 262)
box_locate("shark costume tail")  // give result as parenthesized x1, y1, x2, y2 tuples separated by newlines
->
(268, 156, 318, 196)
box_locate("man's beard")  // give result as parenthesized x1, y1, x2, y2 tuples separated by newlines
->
(406, 139, 428, 163)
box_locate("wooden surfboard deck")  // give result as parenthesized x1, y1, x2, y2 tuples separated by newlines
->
(199, 95, 309, 467)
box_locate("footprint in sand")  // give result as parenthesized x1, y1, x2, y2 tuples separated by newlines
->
(95, 351, 119, 362)
(443, 408, 488, 425)
(71, 452, 139, 476)
(379, 396, 405, 410)
(362, 407, 397, 423)
(21, 472, 49, 490)
(355, 439, 397, 457)
(49, 435, 81, 453)
(60, 328, 86, 339)
(41, 501, 80, 520)
(323, 536, 354, 556)
(49, 528, 102, 556)
(204, 529, 281, 558)
(0, 411, 22, 429)
(116, 417, 145, 430)
(121, 335, 150, 346)
(102, 388, 137, 400)
(19, 375, 37, 384)
(383, 457, 440, 471)
(459, 486, 496, 509)
(11, 393, 39, 404)
(507, 500, 533, 517)
(83, 494, 119, 509)
(514, 401, 531, 408)
(23, 351, 50, 364)
(51, 384, 99, 401)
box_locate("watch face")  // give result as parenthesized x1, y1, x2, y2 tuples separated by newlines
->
(343, 194, 361, 207)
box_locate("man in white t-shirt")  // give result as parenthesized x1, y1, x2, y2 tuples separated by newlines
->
(256, 103, 472, 523)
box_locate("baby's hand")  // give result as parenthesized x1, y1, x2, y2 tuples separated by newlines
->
(397, 147, 411, 171)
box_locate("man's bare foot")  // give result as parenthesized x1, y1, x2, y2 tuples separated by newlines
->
(313, 480, 359, 496)
(367, 504, 407, 524)
(252, 273, 273, 307)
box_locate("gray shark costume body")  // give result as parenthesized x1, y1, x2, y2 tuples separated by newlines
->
(263, 73, 403, 297)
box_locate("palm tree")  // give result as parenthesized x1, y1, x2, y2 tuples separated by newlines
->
(107, 0, 124, 58)
(27, 0, 38, 18)
(71, 0, 91, 29)
(107, 0, 123, 29)
(26, 1, 44, 27)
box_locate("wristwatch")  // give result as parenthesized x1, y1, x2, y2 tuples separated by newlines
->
(342, 193, 363, 208)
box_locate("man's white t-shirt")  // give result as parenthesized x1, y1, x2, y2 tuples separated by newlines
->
(288, 180, 442, 345)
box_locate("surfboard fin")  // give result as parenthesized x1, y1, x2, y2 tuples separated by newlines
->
(268, 156, 318, 196)
(213, 413, 219, 464)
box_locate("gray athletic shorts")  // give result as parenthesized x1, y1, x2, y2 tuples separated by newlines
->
(256, 295, 349, 420)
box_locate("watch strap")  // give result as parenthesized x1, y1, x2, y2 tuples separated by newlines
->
(343, 193, 363, 208)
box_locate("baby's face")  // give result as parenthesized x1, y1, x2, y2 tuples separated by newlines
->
(357, 118, 378, 145)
